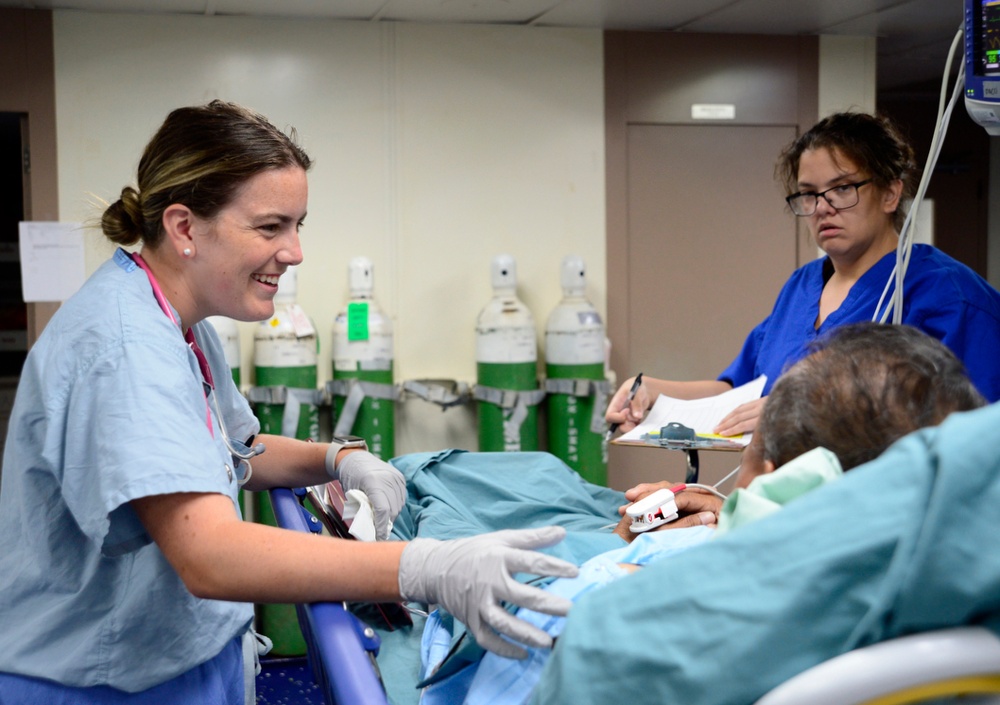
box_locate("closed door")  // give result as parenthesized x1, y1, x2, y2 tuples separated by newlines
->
(609, 123, 800, 491)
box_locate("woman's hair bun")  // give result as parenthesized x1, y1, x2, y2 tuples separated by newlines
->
(100, 186, 144, 246)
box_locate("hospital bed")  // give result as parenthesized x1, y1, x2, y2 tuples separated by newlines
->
(757, 627, 1000, 705)
(268, 487, 391, 705)
(270, 436, 1000, 705)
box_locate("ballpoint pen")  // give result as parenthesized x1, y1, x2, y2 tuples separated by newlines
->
(605, 372, 643, 440)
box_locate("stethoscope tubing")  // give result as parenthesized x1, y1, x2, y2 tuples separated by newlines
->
(131, 251, 264, 483)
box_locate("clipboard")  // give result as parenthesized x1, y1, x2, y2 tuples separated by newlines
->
(613, 376, 765, 451)
(611, 422, 743, 483)
(611, 421, 744, 452)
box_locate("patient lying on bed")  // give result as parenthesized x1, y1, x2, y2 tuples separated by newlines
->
(613, 320, 987, 539)
(535, 387, 1000, 701)
(417, 322, 986, 705)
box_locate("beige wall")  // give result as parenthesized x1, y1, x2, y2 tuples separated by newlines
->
(53, 12, 606, 454)
(50, 11, 876, 458)
(819, 35, 877, 117)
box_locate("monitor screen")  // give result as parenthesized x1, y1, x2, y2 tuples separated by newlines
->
(981, 0, 1000, 75)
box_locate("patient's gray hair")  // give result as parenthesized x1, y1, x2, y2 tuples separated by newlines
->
(760, 322, 986, 471)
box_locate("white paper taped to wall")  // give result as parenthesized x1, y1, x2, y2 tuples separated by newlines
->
(18, 222, 86, 303)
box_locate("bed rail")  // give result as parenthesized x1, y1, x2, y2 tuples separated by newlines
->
(268, 487, 391, 705)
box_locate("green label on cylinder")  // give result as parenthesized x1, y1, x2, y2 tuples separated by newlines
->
(347, 302, 370, 341)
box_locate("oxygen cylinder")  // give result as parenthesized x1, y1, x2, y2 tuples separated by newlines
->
(252, 266, 319, 441)
(206, 316, 241, 387)
(475, 255, 540, 452)
(545, 255, 608, 485)
(331, 257, 395, 459)
(251, 265, 318, 657)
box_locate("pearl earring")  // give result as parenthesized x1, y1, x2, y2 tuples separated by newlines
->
(183, 248, 192, 257)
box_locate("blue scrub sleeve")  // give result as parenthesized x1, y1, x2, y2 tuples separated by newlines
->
(717, 316, 768, 388)
(913, 297, 1000, 403)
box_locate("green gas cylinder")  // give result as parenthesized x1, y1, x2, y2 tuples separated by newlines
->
(545, 255, 609, 485)
(251, 265, 318, 656)
(331, 257, 395, 459)
(475, 255, 541, 452)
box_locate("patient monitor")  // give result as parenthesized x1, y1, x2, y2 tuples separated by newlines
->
(965, 0, 1000, 134)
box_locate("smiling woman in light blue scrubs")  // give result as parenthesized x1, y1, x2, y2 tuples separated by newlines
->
(0, 100, 578, 704)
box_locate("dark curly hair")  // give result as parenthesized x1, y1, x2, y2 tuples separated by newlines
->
(760, 322, 985, 471)
(776, 112, 918, 232)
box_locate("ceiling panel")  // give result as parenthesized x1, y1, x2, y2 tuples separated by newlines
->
(0, 0, 965, 88)
(680, 0, 924, 35)
(209, 0, 386, 20)
(529, 0, 735, 30)
(830, 0, 963, 35)
(378, 0, 559, 25)
(4, 0, 207, 13)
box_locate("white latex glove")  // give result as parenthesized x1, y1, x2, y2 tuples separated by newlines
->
(327, 450, 406, 540)
(398, 526, 579, 659)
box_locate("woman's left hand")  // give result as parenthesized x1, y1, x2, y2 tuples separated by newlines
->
(713, 397, 767, 437)
(335, 452, 406, 539)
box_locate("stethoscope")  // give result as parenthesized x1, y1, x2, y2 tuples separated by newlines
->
(131, 251, 265, 485)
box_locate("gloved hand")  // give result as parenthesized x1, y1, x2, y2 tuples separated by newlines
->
(327, 449, 406, 540)
(398, 526, 579, 659)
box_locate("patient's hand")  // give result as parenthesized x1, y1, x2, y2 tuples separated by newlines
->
(614, 484, 721, 542)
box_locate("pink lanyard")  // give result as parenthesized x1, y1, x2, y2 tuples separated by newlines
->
(131, 252, 215, 437)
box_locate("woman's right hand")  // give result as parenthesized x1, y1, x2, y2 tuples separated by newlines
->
(604, 376, 651, 434)
(397, 527, 579, 660)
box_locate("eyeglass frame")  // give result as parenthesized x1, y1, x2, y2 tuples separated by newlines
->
(784, 178, 873, 217)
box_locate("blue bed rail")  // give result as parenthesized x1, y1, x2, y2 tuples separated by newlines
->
(268, 487, 391, 705)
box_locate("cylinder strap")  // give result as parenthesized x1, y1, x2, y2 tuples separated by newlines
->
(473, 386, 546, 448)
(543, 378, 611, 397)
(472, 385, 546, 409)
(246, 386, 323, 437)
(543, 378, 612, 435)
(247, 386, 327, 405)
(326, 379, 400, 436)
(401, 379, 471, 409)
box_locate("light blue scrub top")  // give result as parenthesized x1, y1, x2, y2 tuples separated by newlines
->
(0, 249, 258, 692)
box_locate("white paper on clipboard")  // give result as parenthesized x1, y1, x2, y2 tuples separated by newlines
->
(618, 375, 767, 447)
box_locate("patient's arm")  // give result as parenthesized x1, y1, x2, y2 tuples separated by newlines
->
(614, 486, 722, 542)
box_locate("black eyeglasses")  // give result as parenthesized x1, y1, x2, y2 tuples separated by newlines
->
(785, 179, 873, 217)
